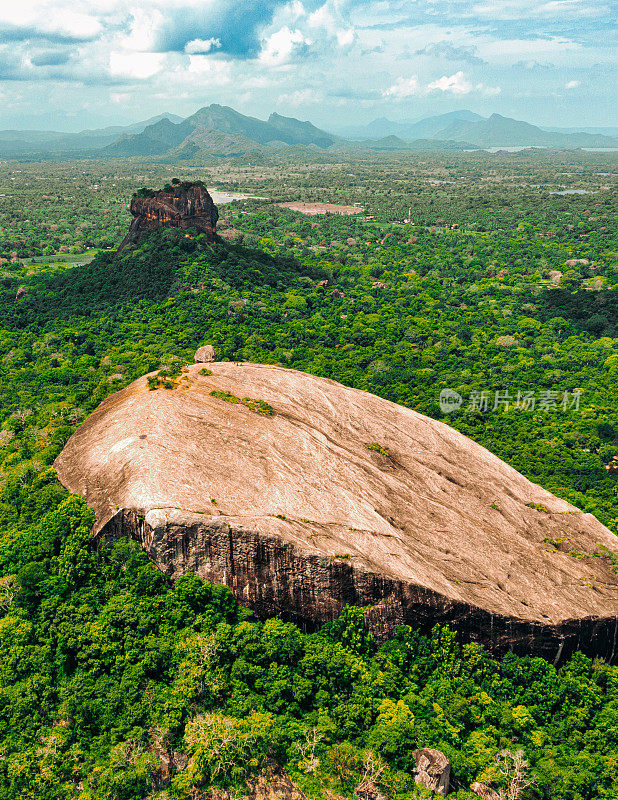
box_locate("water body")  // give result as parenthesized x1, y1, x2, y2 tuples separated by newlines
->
(549, 189, 595, 195)
(482, 146, 618, 154)
(208, 189, 266, 205)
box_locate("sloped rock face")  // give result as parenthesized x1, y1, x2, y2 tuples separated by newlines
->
(118, 184, 218, 250)
(55, 362, 618, 663)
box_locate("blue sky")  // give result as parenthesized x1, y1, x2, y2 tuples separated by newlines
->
(0, 0, 616, 131)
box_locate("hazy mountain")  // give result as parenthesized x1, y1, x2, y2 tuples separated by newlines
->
(339, 111, 618, 149)
(333, 135, 475, 152)
(0, 113, 183, 157)
(541, 125, 618, 136)
(340, 111, 483, 140)
(2, 105, 616, 159)
(104, 104, 338, 157)
(435, 114, 618, 148)
(267, 112, 337, 148)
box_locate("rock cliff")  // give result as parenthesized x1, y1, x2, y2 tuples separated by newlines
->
(118, 182, 218, 250)
(54, 362, 618, 663)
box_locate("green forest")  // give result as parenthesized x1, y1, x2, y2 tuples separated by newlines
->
(0, 152, 616, 799)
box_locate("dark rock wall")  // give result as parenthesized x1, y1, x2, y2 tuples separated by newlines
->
(100, 509, 618, 665)
(118, 185, 219, 250)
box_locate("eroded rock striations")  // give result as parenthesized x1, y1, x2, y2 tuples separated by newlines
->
(118, 183, 218, 250)
(54, 362, 618, 663)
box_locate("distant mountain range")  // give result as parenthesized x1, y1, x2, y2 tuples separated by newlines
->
(340, 110, 484, 140)
(344, 112, 618, 149)
(0, 114, 183, 158)
(103, 105, 339, 158)
(0, 105, 616, 160)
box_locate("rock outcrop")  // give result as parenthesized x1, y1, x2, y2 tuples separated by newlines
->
(248, 760, 307, 800)
(412, 749, 451, 795)
(118, 182, 218, 250)
(195, 345, 216, 363)
(197, 761, 307, 800)
(470, 782, 499, 800)
(54, 362, 618, 662)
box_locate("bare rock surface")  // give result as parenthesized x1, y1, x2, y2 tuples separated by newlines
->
(54, 362, 618, 661)
(412, 749, 451, 795)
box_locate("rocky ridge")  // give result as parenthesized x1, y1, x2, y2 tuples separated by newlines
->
(54, 361, 618, 663)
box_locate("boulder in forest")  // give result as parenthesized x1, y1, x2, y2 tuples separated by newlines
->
(412, 748, 451, 794)
(470, 782, 499, 800)
(195, 345, 216, 363)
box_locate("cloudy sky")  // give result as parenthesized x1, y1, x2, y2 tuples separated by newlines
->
(0, 0, 616, 131)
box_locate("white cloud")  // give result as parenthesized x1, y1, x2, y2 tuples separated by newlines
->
(285, 1, 306, 21)
(259, 26, 310, 65)
(243, 75, 272, 89)
(383, 75, 420, 97)
(0, 4, 103, 40)
(479, 83, 502, 95)
(472, 0, 608, 19)
(385, 72, 501, 98)
(121, 9, 165, 52)
(186, 56, 231, 84)
(277, 88, 322, 105)
(336, 29, 355, 46)
(109, 52, 164, 79)
(480, 36, 580, 64)
(565, 79, 580, 88)
(427, 71, 472, 94)
(308, 2, 355, 48)
(184, 38, 221, 54)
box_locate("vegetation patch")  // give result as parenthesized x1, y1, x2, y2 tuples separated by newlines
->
(147, 362, 185, 390)
(365, 442, 391, 458)
(210, 390, 274, 415)
(525, 502, 550, 513)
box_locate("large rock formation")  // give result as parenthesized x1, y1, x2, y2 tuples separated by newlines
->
(118, 182, 218, 250)
(54, 362, 618, 662)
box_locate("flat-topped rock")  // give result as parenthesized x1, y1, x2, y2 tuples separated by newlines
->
(118, 182, 218, 250)
(54, 362, 618, 661)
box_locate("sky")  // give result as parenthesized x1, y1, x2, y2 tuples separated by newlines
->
(0, 0, 616, 131)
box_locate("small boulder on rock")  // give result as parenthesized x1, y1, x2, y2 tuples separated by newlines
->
(195, 345, 216, 363)
(470, 782, 499, 800)
(412, 748, 451, 795)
